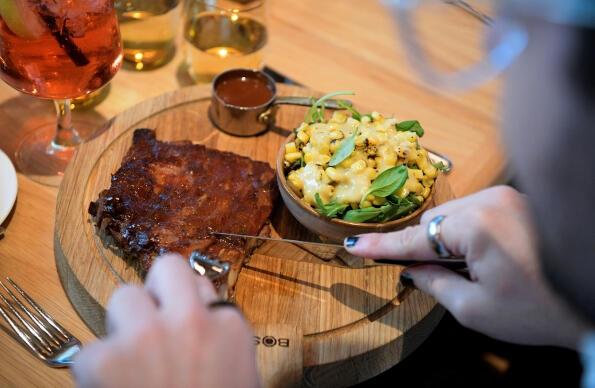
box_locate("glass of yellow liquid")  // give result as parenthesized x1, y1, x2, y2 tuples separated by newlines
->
(115, 0, 182, 70)
(183, 0, 268, 83)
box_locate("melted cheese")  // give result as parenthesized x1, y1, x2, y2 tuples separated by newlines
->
(285, 111, 436, 207)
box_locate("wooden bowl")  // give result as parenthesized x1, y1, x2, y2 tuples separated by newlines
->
(276, 134, 438, 242)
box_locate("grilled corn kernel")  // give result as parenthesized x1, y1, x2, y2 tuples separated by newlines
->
(396, 142, 411, 159)
(405, 178, 423, 194)
(372, 197, 387, 206)
(330, 111, 348, 124)
(361, 200, 372, 208)
(371, 111, 381, 121)
(367, 158, 376, 168)
(422, 187, 431, 198)
(297, 130, 310, 143)
(416, 195, 424, 203)
(351, 160, 367, 172)
(339, 157, 354, 169)
(330, 130, 344, 140)
(367, 135, 379, 146)
(319, 154, 331, 165)
(410, 168, 423, 180)
(285, 152, 302, 163)
(395, 187, 409, 198)
(285, 142, 297, 153)
(304, 152, 313, 164)
(422, 176, 434, 187)
(424, 165, 437, 178)
(347, 117, 360, 127)
(287, 171, 303, 190)
(325, 167, 341, 182)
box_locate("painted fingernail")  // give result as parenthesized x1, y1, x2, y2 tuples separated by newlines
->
(400, 271, 416, 289)
(344, 236, 359, 248)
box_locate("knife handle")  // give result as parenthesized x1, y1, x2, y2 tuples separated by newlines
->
(373, 258, 469, 271)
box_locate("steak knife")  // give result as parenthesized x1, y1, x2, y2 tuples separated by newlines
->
(211, 232, 468, 271)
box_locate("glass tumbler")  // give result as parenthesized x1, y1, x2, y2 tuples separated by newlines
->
(116, 0, 182, 70)
(183, 0, 268, 83)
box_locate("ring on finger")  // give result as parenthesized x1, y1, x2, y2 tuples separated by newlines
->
(427, 215, 453, 258)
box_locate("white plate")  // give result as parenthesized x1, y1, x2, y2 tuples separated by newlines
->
(0, 149, 17, 225)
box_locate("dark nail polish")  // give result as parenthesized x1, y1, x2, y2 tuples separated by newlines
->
(400, 271, 416, 289)
(344, 236, 359, 248)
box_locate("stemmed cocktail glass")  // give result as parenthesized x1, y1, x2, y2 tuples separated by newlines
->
(0, 0, 122, 186)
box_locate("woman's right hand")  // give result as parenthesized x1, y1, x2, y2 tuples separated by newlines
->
(345, 186, 590, 349)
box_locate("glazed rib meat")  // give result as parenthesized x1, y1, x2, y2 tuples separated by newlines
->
(88, 128, 277, 275)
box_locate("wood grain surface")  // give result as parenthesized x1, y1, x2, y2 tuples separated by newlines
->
(54, 84, 454, 387)
(0, 1, 501, 386)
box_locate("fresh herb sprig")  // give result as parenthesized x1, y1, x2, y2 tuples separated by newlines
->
(305, 91, 354, 124)
(314, 193, 349, 218)
(328, 129, 358, 167)
(343, 206, 385, 223)
(343, 193, 422, 223)
(359, 165, 408, 207)
(337, 100, 374, 122)
(433, 161, 448, 172)
(396, 120, 425, 137)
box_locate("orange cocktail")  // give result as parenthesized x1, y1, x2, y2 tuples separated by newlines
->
(0, 0, 122, 186)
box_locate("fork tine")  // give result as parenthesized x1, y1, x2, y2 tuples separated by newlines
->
(0, 284, 54, 353)
(7, 278, 72, 340)
(0, 297, 50, 357)
(0, 280, 61, 347)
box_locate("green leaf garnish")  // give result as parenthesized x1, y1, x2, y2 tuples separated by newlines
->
(433, 161, 448, 172)
(360, 165, 408, 206)
(396, 120, 425, 137)
(376, 194, 421, 222)
(314, 193, 349, 218)
(328, 129, 358, 167)
(343, 206, 385, 223)
(305, 91, 354, 124)
(337, 100, 362, 121)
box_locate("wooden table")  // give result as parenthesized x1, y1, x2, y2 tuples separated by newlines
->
(0, 1, 502, 386)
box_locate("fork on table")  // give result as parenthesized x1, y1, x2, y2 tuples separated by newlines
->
(0, 277, 81, 367)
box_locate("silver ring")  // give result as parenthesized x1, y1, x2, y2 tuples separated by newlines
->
(427, 215, 453, 258)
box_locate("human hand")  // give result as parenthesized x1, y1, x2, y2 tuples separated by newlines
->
(345, 186, 590, 349)
(73, 255, 260, 388)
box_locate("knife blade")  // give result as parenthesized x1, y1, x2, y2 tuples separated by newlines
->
(210, 232, 468, 271)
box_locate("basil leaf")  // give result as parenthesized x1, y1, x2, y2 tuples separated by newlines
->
(305, 91, 355, 124)
(329, 129, 358, 167)
(407, 193, 422, 206)
(343, 206, 384, 223)
(314, 193, 349, 218)
(360, 165, 408, 206)
(386, 194, 401, 204)
(433, 161, 448, 172)
(378, 198, 420, 222)
(396, 120, 424, 137)
(337, 100, 361, 121)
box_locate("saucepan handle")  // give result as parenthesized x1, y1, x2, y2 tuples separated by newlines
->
(273, 96, 352, 109)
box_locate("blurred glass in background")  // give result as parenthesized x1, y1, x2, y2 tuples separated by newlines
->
(183, 0, 267, 83)
(115, 0, 182, 70)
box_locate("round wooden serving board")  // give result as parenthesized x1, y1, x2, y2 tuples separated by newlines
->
(55, 84, 454, 387)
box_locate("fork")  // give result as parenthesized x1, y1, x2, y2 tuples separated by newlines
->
(0, 277, 81, 367)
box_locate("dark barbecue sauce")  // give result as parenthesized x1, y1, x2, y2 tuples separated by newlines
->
(215, 73, 274, 107)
